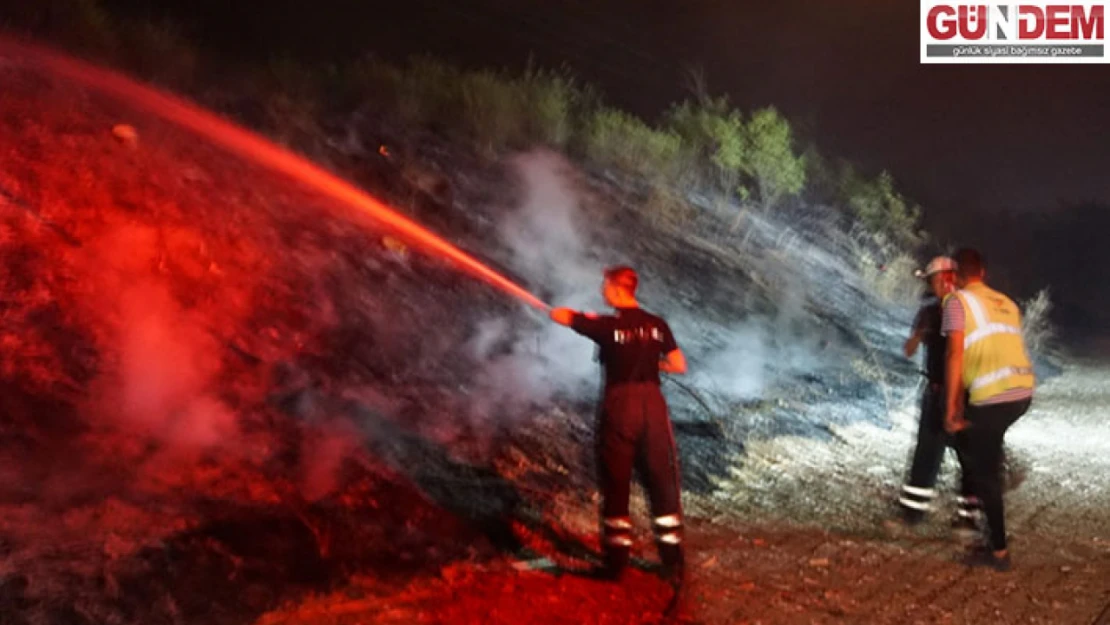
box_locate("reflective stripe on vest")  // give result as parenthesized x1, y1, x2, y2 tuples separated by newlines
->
(953, 285, 1034, 404)
(970, 365, 1034, 392)
(961, 291, 1023, 349)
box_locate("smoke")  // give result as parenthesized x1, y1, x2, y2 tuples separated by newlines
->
(466, 149, 831, 419)
(496, 151, 600, 298)
(684, 314, 826, 405)
(113, 281, 238, 451)
(688, 326, 767, 400)
(81, 224, 239, 459)
(467, 151, 604, 413)
(299, 417, 360, 501)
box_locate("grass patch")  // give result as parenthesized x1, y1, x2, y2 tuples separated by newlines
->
(582, 108, 685, 181)
(1021, 287, 1057, 357)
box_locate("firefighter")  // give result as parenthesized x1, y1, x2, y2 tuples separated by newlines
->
(550, 266, 689, 615)
(897, 257, 982, 532)
(942, 248, 1035, 571)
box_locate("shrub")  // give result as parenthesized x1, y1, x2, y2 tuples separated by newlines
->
(799, 146, 842, 206)
(518, 67, 579, 148)
(458, 69, 528, 153)
(0, 0, 119, 62)
(843, 169, 923, 251)
(665, 97, 744, 191)
(1021, 287, 1056, 356)
(583, 108, 685, 181)
(66, 0, 119, 52)
(337, 60, 579, 154)
(853, 249, 922, 306)
(335, 55, 405, 114)
(396, 55, 462, 130)
(739, 107, 806, 211)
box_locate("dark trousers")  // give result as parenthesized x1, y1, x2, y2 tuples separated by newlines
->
(954, 398, 1032, 551)
(596, 383, 683, 576)
(902, 384, 973, 511)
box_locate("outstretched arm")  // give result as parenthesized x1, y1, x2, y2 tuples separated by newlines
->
(660, 348, 687, 375)
(550, 307, 576, 326)
(550, 307, 607, 343)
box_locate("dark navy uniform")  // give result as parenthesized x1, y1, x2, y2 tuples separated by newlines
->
(900, 294, 978, 524)
(570, 307, 684, 580)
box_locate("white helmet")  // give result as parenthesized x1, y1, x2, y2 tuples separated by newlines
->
(913, 256, 957, 279)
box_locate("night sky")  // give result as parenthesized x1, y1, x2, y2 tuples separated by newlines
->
(49, 0, 1110, 335)
(112, 1, 1109, 221)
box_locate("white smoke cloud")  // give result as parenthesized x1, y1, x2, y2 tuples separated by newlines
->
(299, 417, 360, 501)
(688, 325, 767, 400)
(114, 280, 239, 450)
(467, 150, 604, 412)
(466, 149, 829, 420)
(76, 224, 241, 460)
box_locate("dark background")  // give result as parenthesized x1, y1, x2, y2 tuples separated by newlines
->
(24, 0, 1110, 341)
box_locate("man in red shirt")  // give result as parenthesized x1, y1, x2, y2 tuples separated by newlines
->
(551, 266, 689, 616)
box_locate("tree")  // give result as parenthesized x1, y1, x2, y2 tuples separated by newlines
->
(844, 169, 923, 250)
(665, 96, 744, 191)
(739, 107, 806, 211)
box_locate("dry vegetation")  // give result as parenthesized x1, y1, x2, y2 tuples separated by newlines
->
(5, 0, 935, 308)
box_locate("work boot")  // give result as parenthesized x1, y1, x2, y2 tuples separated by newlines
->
(951, 513, 980, 538)
(961, 545, 1013, 572)
(658, 543, 690, 619)
(663, 576, 690, 620)
(952, 497, 983, 539)
(898, 504, 927, 526)
(897, 485, 935, 525)
(658, 542, 685, 582)
(589, 545, 629, 582)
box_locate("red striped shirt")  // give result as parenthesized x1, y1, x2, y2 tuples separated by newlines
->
(941, 295, 964, 335)
(976, 387, 1033, 405)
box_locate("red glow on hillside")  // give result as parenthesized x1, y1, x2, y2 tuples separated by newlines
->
(0, 37, 549, 312)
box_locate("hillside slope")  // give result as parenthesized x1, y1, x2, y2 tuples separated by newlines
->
(0, 48, 1105, 625)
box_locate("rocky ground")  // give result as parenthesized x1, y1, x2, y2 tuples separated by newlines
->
(0, 41, 1106, 625)
(250, 362, 1110, 625)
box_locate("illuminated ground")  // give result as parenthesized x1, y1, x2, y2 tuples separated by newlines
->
(0, 50, 1107, 625)
(269, 364, 1109, 625)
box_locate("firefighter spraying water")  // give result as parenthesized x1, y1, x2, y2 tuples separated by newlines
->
(550, 266, 691, 619)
